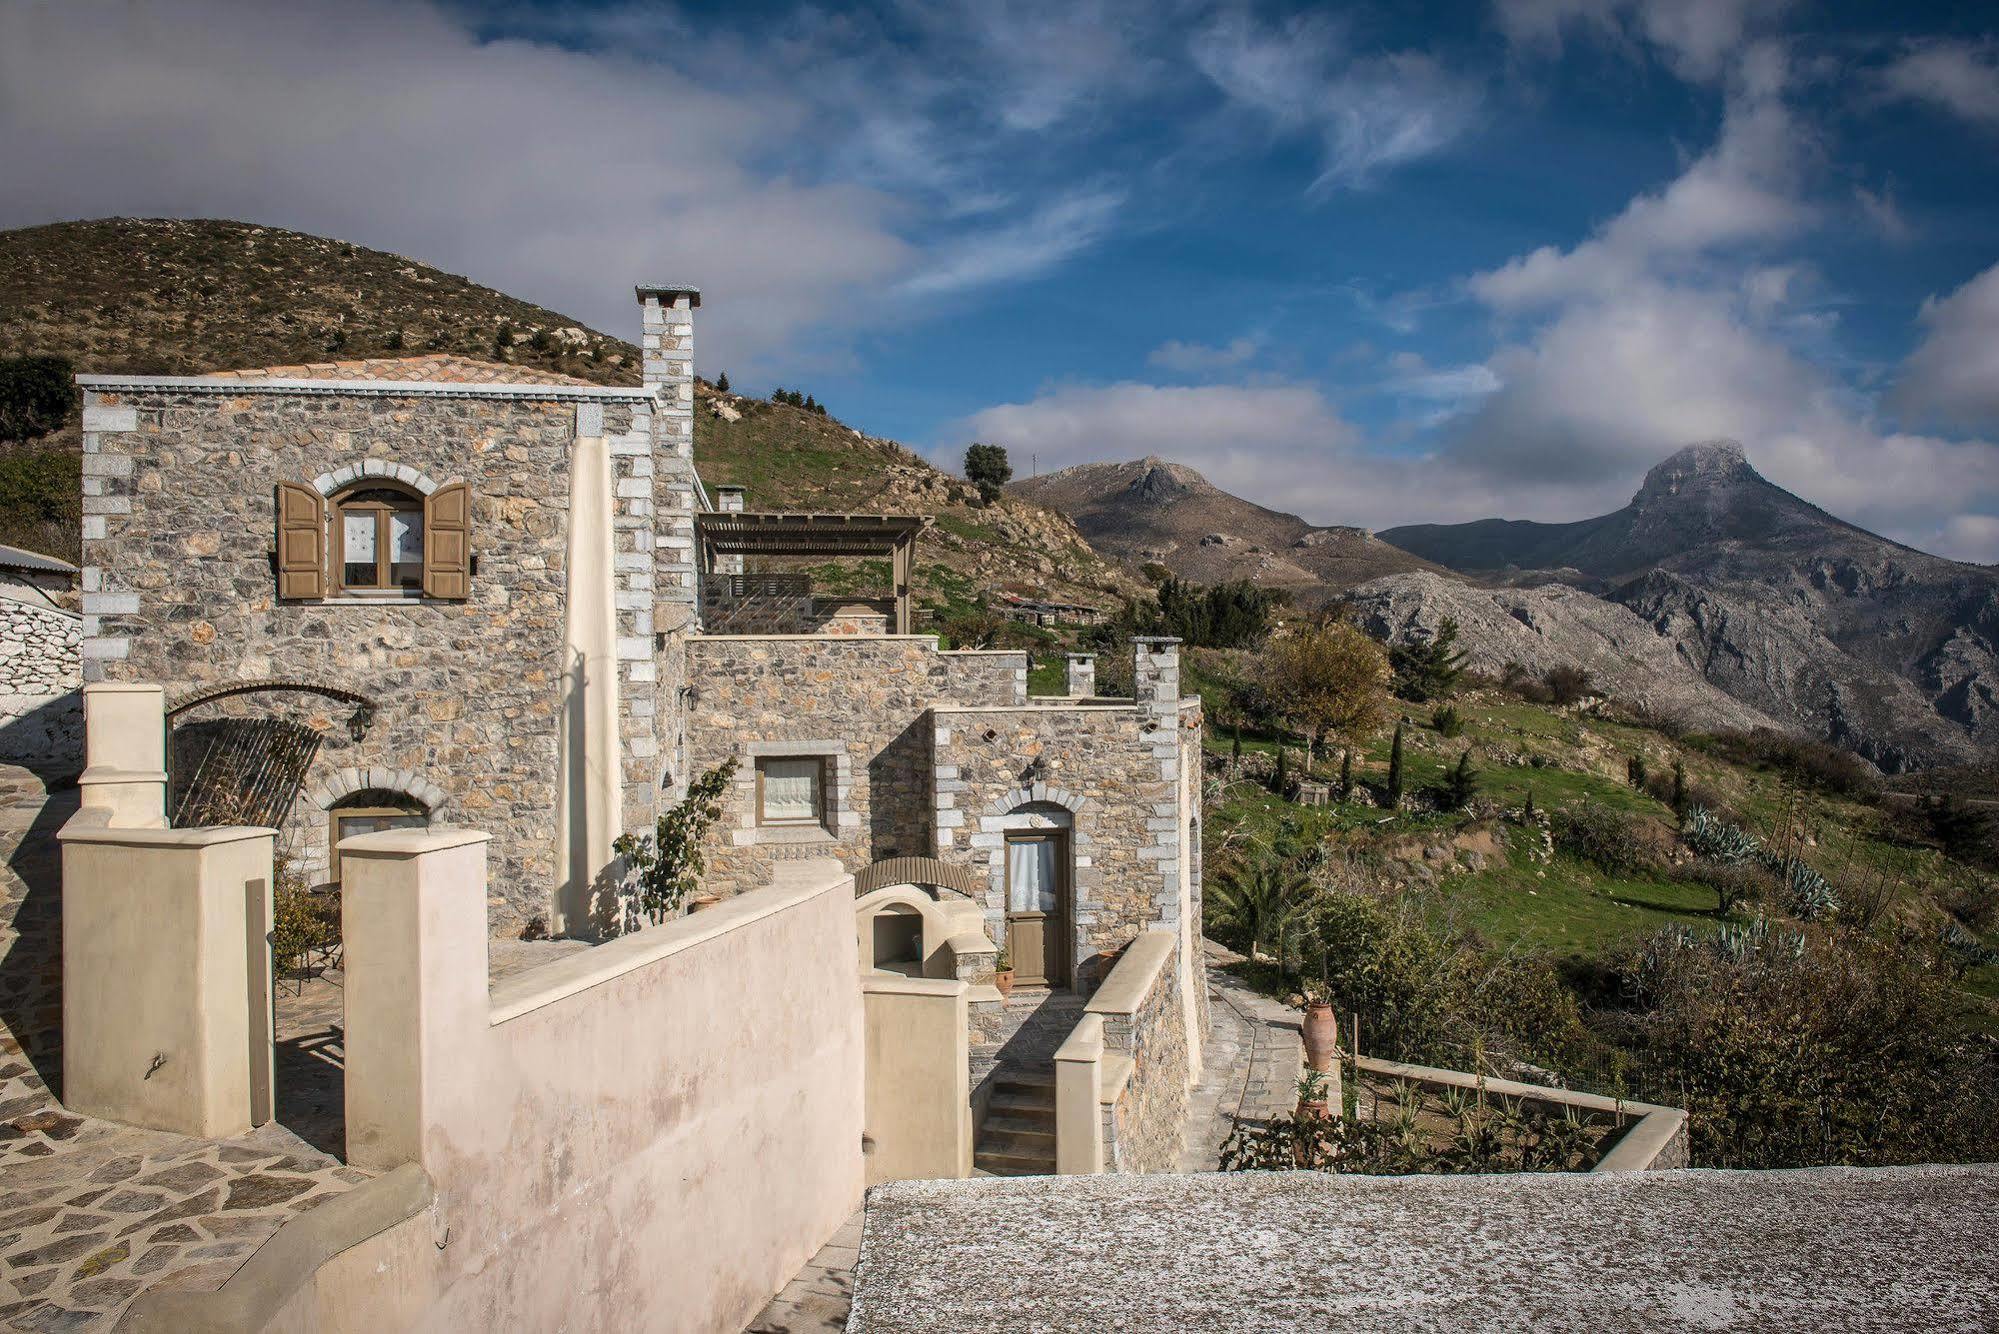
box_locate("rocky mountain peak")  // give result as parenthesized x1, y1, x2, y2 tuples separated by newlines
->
(1632, 440, 1759, 508)
(1124, 457, 1204, 505)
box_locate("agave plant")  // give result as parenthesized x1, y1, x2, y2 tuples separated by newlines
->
(1683, 806, 1761, 864)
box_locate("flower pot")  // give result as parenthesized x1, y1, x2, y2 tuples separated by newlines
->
(1296, 1097, 1331, 1121)
(1302, 1002, 1338, 1073)
(689, 893, 722, 913)
(994, 969, 1015, 998)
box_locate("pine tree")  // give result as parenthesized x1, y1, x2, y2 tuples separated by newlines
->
(1446, 748, 1477, 810)
(804, 394, 818, 413)
(1389, 617, 1468, 702)
(1338, 748, 1352, 799)
(716, 371, 730, 393)
(1386, 724, 1405, 808)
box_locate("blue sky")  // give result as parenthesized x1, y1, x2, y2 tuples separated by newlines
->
(4, 1, 1998, 559)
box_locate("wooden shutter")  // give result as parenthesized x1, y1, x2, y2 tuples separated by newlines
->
(275, 482, 326, 600)
(424, 482, 472, 600)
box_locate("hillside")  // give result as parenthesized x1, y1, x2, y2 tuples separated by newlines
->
(0, 217, 1135, 608)
(1377, 442, 1999, 772)
(1012, 456, 1439, 600)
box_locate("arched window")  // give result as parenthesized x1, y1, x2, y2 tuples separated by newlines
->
(334, 485, 425, 593)
(328, 788, 429, 884)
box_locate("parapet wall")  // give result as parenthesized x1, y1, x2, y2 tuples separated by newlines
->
(1093, 930, 1189, 1174)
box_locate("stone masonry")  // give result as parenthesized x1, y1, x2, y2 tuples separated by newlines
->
(75, 362, 681, 935)
(684, 636, 1025, 892)
(0, 594, 82, 775)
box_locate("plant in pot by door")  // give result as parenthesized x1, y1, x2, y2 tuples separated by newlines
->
(610, 758, 736, 934)
(993, 943, 1014, 997)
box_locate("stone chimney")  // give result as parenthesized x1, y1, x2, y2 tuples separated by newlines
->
(1132, 637, 1181, 717)
(636, 283, 699, 462)
(1065, 653, 1096, 698)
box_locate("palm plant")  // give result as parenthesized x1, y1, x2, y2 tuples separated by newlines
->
(1210, 843, 1312, 968)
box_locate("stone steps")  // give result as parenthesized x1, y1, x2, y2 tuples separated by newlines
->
(974, 1068, 1057, 1176)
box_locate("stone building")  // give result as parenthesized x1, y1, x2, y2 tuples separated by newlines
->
(75, 281, 1206, 1175)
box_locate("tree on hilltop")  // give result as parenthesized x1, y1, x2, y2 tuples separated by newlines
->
(965, 443, 1013, 505)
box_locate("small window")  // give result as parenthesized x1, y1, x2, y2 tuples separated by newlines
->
(335, 487, 425, 593)
(329, 790, 429, 884)
(756, 757, 825, 827)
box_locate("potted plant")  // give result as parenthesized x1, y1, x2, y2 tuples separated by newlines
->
(1294, 1068, 1332, 1123)
(610, 759, 736, 932)
(993, 943, 1014, 998)
(1302, 981, 1338, 1074)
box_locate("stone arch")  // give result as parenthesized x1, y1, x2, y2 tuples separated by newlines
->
(309, 459, 454, 498)
(309, 766, 447, 813)
(985, 780, 1086, 818)
(854, 885, 953, 975)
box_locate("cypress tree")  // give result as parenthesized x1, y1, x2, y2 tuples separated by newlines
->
(1447, 748, 1477, 810)
(1523, 787, 1536, 821)
(716, 371, 730, 392)
(1231, 724, 1242, 763)
(1386, 724, 1405, 808)
(1671, 757, 1688, 817)
(1338, 748, 1352, 798)
(1274, 745, 1289, 796)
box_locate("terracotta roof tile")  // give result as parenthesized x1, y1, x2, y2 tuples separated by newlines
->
(201, 353, 598, 387)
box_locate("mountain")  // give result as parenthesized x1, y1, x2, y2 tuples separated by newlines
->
(0, 217, 1132, 608)
(1012, 456, 1439, 598)
(1378, 442, 1999, 772)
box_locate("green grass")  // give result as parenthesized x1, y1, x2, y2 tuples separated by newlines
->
(1445, 847, 1721, 956)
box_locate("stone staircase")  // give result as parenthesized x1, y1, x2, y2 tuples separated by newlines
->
(974, 1067, 1058, 1176)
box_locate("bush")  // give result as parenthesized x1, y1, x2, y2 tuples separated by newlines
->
(0, 354, 79, 442)
(0, 446, 81, 562)
(1544, 664, 1593, 706)
(1432, 703, 1464, 738)
(1678, 859, 1771, 917)
(1605, 926, 1999, 1168)
(1693, 728, 1878, 801)
(1551, 801, 1655, 875)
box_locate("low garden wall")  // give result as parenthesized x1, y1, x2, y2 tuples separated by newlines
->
(1054, 929, 1190, 1176)
(123, 837, 867, 1332)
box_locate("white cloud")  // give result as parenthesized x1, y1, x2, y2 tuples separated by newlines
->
(1471, 71, 1809, 310)
(896, 188, 1125, 298)
(1493, 0, 1794, 82)
(1935, 514, 1999, 566)
(0, 0, 912, 374)
(1893, 261, 1999, 433)
(1191, 11, 1480, 193)
(1880, 39, 1999, 131)
(1147, 337, 1261, 374)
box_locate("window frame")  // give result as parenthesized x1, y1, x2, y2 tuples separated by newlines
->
(754, 755, 828, 829)
(333, 484, 426, 595)
(327, 802, 430, 884)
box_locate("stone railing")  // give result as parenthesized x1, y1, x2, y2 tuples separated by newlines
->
(1354, 1056, 1690, 1171)
(1053, 929, 1187, 1174)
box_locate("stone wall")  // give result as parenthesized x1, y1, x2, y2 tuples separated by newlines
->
(1097, 932, 1189, 1174)
(684, 636, 1025, 893)
(931, 701, 1199, 969)
(0, 594, 82, 776)
(76, 380, 669, 934)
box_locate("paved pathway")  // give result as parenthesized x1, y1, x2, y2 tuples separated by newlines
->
(1179, 942, 1305, 1172)
(747, 1209, 861, 1333)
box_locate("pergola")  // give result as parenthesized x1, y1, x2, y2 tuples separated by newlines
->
(695, 512, 931, 633)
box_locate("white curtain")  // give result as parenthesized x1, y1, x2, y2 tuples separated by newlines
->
(343, 512, 376, 560)
(762, 758, 820, 822)
(390, 510, 424, 562)
(1008, 837, 1059, 913)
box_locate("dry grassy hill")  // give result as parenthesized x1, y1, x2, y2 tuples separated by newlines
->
(0, 217, 1138, 611)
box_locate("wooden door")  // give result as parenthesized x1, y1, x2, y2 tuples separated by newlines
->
(1005, 831, 1069, 988)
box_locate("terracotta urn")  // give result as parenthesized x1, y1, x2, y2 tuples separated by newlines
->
(689, 892, 722, 913)
(994, 968, 1015, 998)
(1302, 1001, 1338, 1073)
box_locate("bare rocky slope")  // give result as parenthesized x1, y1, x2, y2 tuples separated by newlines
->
(1377, 442, 1999, 771)
(1346, 574, 1783, 733)
(1012, 456, 1439, 599)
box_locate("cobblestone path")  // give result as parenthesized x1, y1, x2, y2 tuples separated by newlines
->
(1178, 941, 1304, 1172)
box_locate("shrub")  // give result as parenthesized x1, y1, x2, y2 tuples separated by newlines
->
(1679, 859, 1770, 917)
(1543, 664, 1593, 706)
(1551, 801, 1655, 875)
(1693, 728, 1878, 801)
(1625, 754, 1648, 790)
(1432, 703, 1464, 738)
(0, 446, 82, 562)
(1606, 926, 1999, 1168)
(0, 354, 79, 442)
